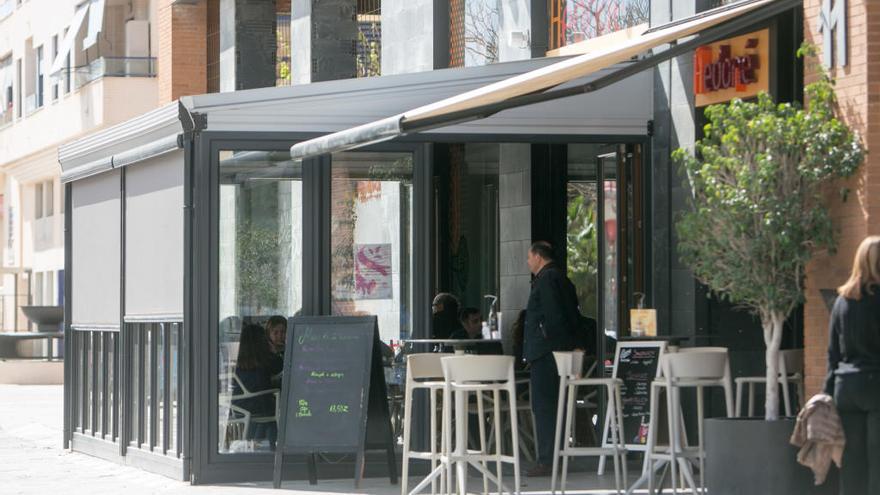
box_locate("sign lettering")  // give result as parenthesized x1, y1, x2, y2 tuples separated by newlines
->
(694, 29, 769, 107)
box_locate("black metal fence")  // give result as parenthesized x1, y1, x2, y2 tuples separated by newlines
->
(70, 320, 186, 465)
(126, 321, 184, 456)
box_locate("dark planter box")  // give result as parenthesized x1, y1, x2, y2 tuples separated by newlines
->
(705, 417, 838, 495)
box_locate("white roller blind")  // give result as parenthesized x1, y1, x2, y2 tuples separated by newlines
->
(124, 151, 184, 317)
(71, 169, 121, 325)
(50, 3, 89, 75)
(82, 0, 106, 50)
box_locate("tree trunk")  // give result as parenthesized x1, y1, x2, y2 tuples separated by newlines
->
(763, 311, 785, 421)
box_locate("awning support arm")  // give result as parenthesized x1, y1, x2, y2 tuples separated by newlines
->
(401, 0, 800, 135)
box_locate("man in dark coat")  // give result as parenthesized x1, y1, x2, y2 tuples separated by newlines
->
(523, 241, 581, 476)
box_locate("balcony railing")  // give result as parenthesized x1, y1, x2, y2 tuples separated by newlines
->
(68, 56, 157, 88)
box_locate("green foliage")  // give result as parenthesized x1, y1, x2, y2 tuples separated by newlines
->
(236, 220, 281, 312)
(673, 75, 864, 320)
(567, 190, 599, 318)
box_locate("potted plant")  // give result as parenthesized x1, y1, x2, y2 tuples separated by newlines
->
(671, 47, 863, 494)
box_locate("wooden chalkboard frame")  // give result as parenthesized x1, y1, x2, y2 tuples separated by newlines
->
(272, 315, 397, 489)
(599, 340, 667, 452)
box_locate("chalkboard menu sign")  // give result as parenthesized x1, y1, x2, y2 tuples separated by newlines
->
(600, 341, 667, 453)
(273, 316, 397, 488)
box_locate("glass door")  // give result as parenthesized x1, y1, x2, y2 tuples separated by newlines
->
(567, 143, 645, 357)
(216, 150, 304, 455)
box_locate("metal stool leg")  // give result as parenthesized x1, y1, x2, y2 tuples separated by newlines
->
(551, 375, 567, 494)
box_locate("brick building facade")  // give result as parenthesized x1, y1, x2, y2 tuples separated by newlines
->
(802, 0, 879, 396)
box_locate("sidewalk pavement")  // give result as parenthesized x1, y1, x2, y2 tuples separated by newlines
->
(0, 384, 646, 494)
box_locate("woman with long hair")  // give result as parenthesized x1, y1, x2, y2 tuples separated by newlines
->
(233, 324, 279, 443)
(826, 236, 880, 494)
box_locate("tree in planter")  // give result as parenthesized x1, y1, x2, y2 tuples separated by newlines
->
(672, 64, 864, 420)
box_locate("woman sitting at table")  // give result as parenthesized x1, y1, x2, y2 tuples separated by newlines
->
(233, 324, 279, 443)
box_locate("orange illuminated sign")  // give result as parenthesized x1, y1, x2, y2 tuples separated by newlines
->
(694, 29, 769, 107)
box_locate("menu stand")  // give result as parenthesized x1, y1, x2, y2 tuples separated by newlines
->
(272, 316, 398, 489)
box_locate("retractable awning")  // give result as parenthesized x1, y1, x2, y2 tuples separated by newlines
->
(290, 0, 799, 161)
(49, 2, 89, 75)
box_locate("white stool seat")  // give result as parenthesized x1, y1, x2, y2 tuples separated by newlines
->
(441, 355, 521, 495)
(734, 349, 805, 418)
(644, 348, 734, 495)
(401, 353, 453, 495)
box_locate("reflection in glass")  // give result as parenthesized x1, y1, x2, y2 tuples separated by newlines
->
(549, 0, 650, 50)
(600, 153, 619, 339)
(330, 152, 413, 344)
(566, 180, 599, 320)
(217, 150, 303, 454)
(428, 144, 501, 342)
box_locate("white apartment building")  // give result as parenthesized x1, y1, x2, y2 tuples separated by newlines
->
(0, 0, 159, 332)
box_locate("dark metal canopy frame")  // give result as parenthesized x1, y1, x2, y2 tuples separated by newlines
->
(184, 129, 650, 484)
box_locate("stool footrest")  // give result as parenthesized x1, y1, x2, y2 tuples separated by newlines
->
(561, 446, 625, 456)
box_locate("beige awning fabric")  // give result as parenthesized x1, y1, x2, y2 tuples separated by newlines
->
(290, 0, 786, 160)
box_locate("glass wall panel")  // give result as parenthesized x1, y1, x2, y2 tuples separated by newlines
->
(600, 152, 619, 339)
(330, 151, 413, 344)
(217, 150, 303, 454)
(433, 143, 500, 339)
(566, 145, 599, 322)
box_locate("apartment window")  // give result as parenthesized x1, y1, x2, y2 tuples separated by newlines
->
(35, 45, 44, 108)
(548, 0, 650, 50)
(35, 180, 53, 219)
(63, 28, 71, 94)
(15, 58, 21, 118)
(51, 35, 59, 101)
(44, 271, 55, 306)
(450, 0, 499, 68)
(206, 0, 219, 93)
(45, 180, 53, 216)
(276, 13, 291, 86)
(356, 0, 381, 77)
(0, 56, 11, 125)
(33, 272, 43, 306)
(35, 182, 43, 219)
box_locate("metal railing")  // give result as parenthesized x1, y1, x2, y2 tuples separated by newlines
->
(68, 56, 157, 88)
(71, 320, 185, 459)
(126, 321, 184, 456)
(72, 327, 121, 442)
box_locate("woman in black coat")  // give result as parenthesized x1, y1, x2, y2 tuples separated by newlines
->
(826, 236, 880, 495)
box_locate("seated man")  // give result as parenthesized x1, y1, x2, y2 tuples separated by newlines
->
(450, 307, 483, 340)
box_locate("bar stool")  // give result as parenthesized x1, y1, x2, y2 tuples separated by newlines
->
(645, 347, 733, 495)
(441, 355, 521, 495)
(401, 353, 453, 495)
(481, 378, 538, 463)
(551, 351, 626, 495)
(735, 349, 805, 417)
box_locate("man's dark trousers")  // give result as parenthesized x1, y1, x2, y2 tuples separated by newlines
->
(530, 353, 561, 466)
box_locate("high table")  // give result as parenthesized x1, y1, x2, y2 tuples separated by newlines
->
(399, 338, 504, 355)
